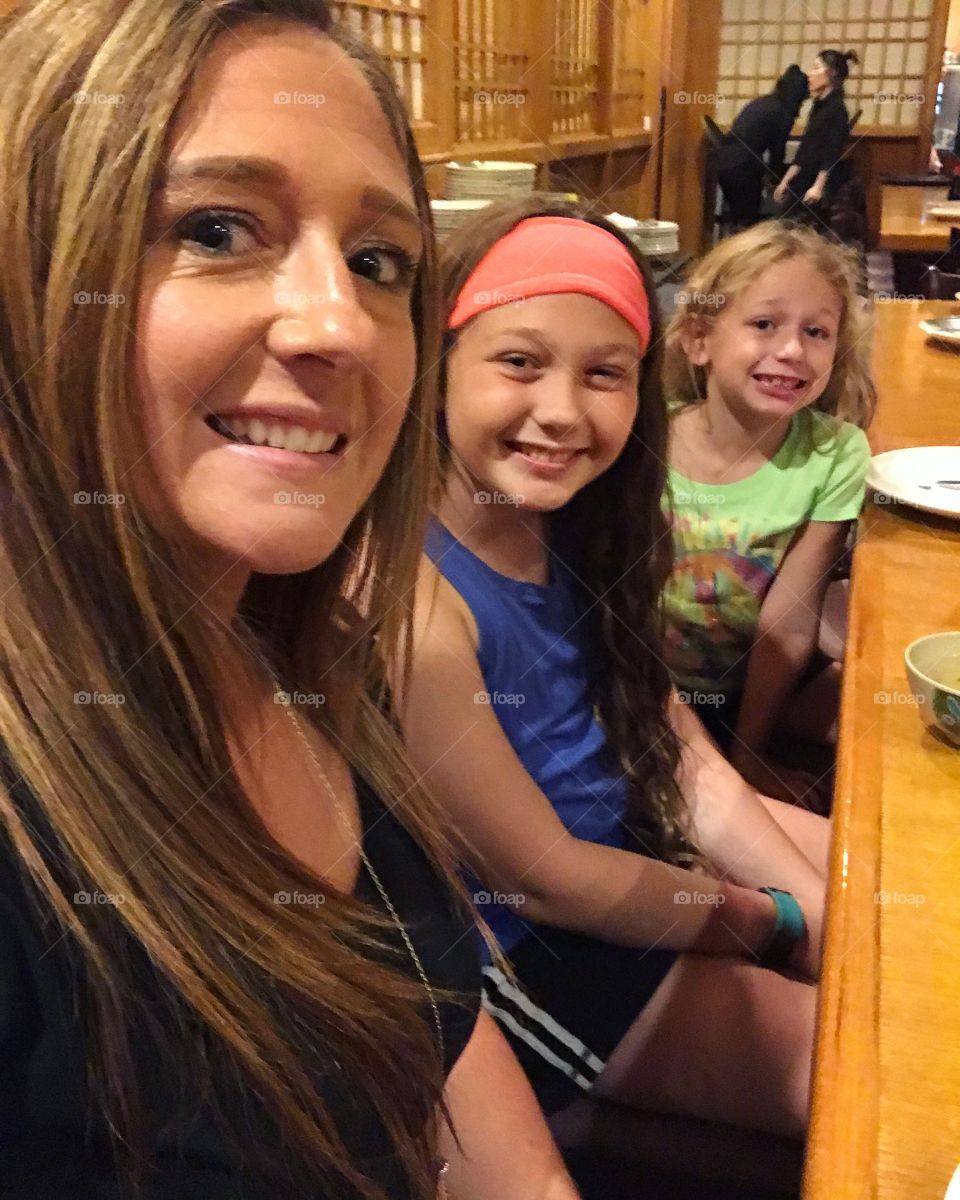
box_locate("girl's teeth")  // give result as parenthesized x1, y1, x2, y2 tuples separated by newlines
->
(514, 443, 576, 463)
(212, 415, 340, 454)
(756, 375, 803, 388)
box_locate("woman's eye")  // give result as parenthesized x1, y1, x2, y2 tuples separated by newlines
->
(751, 318, 774, 331)
(175, 210, 260, 258)
(806, 326, 831, 339)
(347, 246, 419, 290)
(589, 366, 626, 381)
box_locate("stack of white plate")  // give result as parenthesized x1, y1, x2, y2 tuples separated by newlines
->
(606, 213, 680, 256)
(443, 160, 537, 201)
(867, 250, 895, 298)
(430, 198, 492, 240)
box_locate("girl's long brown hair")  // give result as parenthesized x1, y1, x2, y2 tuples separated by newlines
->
(435, 196, 691, 865)
(0, 2, 463, 1196)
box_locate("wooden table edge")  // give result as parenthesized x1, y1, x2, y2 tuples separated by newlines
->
(802, 517, 883, 1200)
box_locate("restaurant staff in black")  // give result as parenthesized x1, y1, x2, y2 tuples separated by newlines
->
(715, 65, 809, 229)
(775, 49, 858, 225)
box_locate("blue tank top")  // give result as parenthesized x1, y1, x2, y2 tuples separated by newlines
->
(424, 520, 628, 953)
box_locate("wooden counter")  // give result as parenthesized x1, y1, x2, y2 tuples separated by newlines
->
(879, 185, 953, 252)
(803, 301, 960, 1200)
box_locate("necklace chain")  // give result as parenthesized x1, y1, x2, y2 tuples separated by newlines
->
(277, 690, 449, 1196)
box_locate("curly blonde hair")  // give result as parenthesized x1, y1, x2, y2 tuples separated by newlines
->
(663, 222, 877, 429)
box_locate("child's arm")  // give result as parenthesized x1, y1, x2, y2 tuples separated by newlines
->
(400, 564, 818, 979)
(729, 519, 851, 800)
(670, 690, 827, 890)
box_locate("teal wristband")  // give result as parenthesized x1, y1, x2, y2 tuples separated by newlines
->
(756, 887, 806, 970)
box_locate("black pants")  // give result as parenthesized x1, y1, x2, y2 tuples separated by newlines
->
(716, 163, 765, 228)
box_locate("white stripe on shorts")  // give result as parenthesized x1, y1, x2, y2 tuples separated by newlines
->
(482, 965, 605, 1089)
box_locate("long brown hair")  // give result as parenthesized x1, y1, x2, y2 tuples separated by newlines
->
(0, 2, 462, 1196)
(435, 196, 691, 864)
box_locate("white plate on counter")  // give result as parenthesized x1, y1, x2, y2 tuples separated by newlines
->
(868, 446, 960, 519)
(919, 315, 960, 345)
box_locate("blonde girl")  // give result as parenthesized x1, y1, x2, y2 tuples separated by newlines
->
(662, 221, 875, 805)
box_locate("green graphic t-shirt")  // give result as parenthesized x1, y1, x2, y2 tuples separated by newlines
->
(662, 409, 870, 699)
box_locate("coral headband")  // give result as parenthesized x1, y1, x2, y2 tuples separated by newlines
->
(447, 216, 651, 354)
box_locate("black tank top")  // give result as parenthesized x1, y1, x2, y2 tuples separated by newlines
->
(0, 770, 481, 1198)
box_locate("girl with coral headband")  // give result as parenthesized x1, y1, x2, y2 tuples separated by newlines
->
(399, 197, 828, 1140)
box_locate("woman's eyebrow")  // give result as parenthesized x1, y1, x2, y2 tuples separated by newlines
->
(157, 155, 290, 191)
(358, 184, 423, 241)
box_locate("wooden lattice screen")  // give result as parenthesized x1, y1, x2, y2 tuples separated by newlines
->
(552, 0, 600, 135)
(611, 0, 652, 133)
(450, 0, 531, 146)
(330, 0, 428, 125)
(718, 0, 937, 131)
(330, 0, 656, 156)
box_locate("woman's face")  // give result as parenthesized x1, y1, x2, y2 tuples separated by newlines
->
(807, 56, 831, 93)
(136, 23, 423, 600)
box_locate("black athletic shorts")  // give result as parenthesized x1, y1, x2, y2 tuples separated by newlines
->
(482, 925, 678, 1114)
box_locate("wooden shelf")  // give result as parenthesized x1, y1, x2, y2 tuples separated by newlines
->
(419, 131, 652, 166)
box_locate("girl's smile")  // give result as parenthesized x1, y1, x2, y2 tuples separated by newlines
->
(750, 372, 810, 403)
(504, 438, 591, 476)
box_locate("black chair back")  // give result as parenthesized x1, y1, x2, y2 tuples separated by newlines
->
(702, 114, 724, 150)
(919, 265, 960, 300)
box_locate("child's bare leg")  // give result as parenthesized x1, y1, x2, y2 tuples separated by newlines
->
(549, 1096, 805, 1193)
(758, 795, 831, 877)
(592, 954, 816, 1139)
(818, 578, 849, 662)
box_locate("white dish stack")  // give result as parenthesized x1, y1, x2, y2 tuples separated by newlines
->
(442, 160, 538, 200)
(867, 250, 895, 298)
(605, 212, 680, 256)
(430, 198, 492, 240)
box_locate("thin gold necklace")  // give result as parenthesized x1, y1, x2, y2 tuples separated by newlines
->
(277, 690, 450, 1197)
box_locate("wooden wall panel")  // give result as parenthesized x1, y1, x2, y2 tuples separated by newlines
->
(948, 0, 960, 51)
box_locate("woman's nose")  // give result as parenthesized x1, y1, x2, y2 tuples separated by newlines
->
(266, 243, 378, 369)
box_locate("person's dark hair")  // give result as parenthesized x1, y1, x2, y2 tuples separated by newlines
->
(774, 64, 809, 121)
(435, 196, 692, 866)
(819, 48, 859, 88)
(0, 2, 465, 1198)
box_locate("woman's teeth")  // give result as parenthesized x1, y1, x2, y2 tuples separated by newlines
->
(207, 414, 342, 454)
